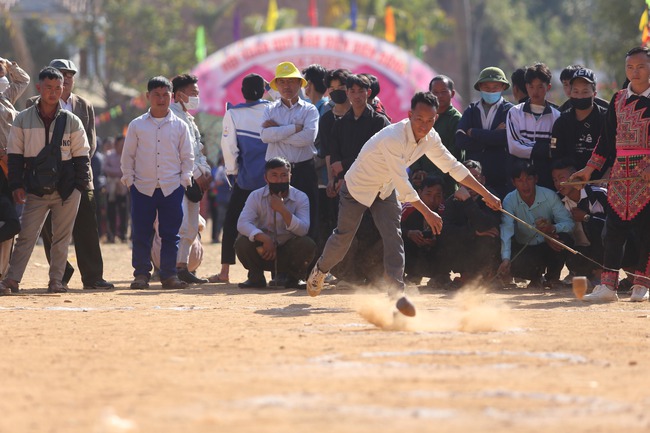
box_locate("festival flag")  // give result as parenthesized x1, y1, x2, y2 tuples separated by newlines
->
(266, 0, 278, 32)
(350, 0, 357, 30)
(385, 5, 395, 43)
(233, 8, 241, 41)
(416, 29, 424, 59)
(195, 25, 207, 62)
(309, 0, 318, 27)
(641, 7, 650, 45)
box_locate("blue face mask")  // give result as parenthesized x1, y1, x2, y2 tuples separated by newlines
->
(480, 91, 502, 104)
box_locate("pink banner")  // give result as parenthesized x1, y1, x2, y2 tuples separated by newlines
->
(193, 28, 458, 122)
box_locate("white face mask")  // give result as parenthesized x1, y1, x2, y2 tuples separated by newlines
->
(0, 76, 9, 93)
(184, 96, 200, 110)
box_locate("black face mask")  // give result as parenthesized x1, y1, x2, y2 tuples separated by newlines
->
(570, 97, 593, 110)
(268, 182, 290, 195)
(329, 89, 348, 104)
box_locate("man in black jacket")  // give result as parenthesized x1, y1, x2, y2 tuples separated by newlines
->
(551, 68, 611, 179)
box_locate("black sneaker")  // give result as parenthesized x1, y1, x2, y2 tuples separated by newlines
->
(83, 279, 115, 290)
(177, 268, 208, 284)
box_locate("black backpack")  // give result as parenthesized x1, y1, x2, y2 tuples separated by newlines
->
(29, 112, 67, 196)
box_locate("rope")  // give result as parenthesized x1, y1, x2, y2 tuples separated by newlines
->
(499, 208, 648, 281)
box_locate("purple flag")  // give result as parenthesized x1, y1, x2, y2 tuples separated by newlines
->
(233, 9, 241, 41)
(350, 0, 357, 30)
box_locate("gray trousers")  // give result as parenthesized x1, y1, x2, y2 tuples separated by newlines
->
(7, 189, 81, 283)
(318, 184, 405, 289)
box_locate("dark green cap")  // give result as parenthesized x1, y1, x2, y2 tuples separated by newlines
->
(474, 67, 510, 91)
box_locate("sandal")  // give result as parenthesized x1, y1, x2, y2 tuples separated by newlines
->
(208, 274, 229, 284)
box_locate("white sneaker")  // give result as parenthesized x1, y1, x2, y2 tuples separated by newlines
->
(630, 285, 649, 302)
(582, 284, 619, 303)
(306, 265, 326, 297)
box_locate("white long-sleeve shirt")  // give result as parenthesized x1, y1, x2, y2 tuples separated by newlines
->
(345, 118, 470, 207)
(121, 109, 194, 197)
(170, 102, 211, 178)
(260, 98, 319, 163)
(237, 185, 310, 246)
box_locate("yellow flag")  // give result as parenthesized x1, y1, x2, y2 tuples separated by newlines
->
(266, 0, 278, 32)
(639, 9, 648, 31)
(385, 6, 395, 43)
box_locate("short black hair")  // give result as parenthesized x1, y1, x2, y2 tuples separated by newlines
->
(429, 75, 455, 92)
(241, 73, 265, 101)
(524, 63, 552, 85)
(511, 68, 528, 96)
(302, 64, 328, 94)
(420, 175, 444, 190)
(147, 76, 173, 92)
(559, 64, 583, 82)
(346, 74, 371, 90)
(626, 46, 650, 58)
(411, 91, 438, 110)
(464, 159, 483, 175)
(265, 156, 291, 172)
(171, 74, 198, 94)
(510, 159, 537, 180)
(360, 73, 380, 99)
(38, 66, 63, 82)
(324, 68, 351, 88)
(550, 158, 577, 173)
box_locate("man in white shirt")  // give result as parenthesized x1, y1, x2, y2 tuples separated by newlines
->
(261, 62, 320, 239)
(121, 76, 194, 290)
(235, 157, 316, 289)
(170, 74, 212, 284)
(307, 92, 502, 316)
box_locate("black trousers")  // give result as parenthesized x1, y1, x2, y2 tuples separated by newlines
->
(42, 189, 104, 285)
(290, 159, 319, 240)
(603, 204, 650, 278)
(220, 183, 253, 265)
(435, 227, 501, 279)
(509, 232, 572, 281)
(234, 235, 316, 281)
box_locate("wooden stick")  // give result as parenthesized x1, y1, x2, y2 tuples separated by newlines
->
(560, 176, 642, 187)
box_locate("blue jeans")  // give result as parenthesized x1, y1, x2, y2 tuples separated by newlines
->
(130, 185, 184, 280)
(318, 184, 405, 290)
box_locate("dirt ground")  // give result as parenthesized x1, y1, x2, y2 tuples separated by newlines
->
(1, 239, 650, 433)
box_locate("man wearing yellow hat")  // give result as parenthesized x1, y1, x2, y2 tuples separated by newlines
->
(261, 62, 320, 240)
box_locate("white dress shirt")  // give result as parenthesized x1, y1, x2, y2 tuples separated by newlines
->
(345, 118, 470, 207)
(260, 98, 319, 163)
(237, 185, 310, 246)
(121, 109, 194, 197)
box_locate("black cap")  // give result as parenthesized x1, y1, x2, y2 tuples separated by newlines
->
(570, 68, 595, 84)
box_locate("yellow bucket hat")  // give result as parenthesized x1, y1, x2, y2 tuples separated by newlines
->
(269, 61, 307, 90)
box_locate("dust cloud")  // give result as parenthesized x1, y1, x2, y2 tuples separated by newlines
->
(357, 287, 517, 333)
